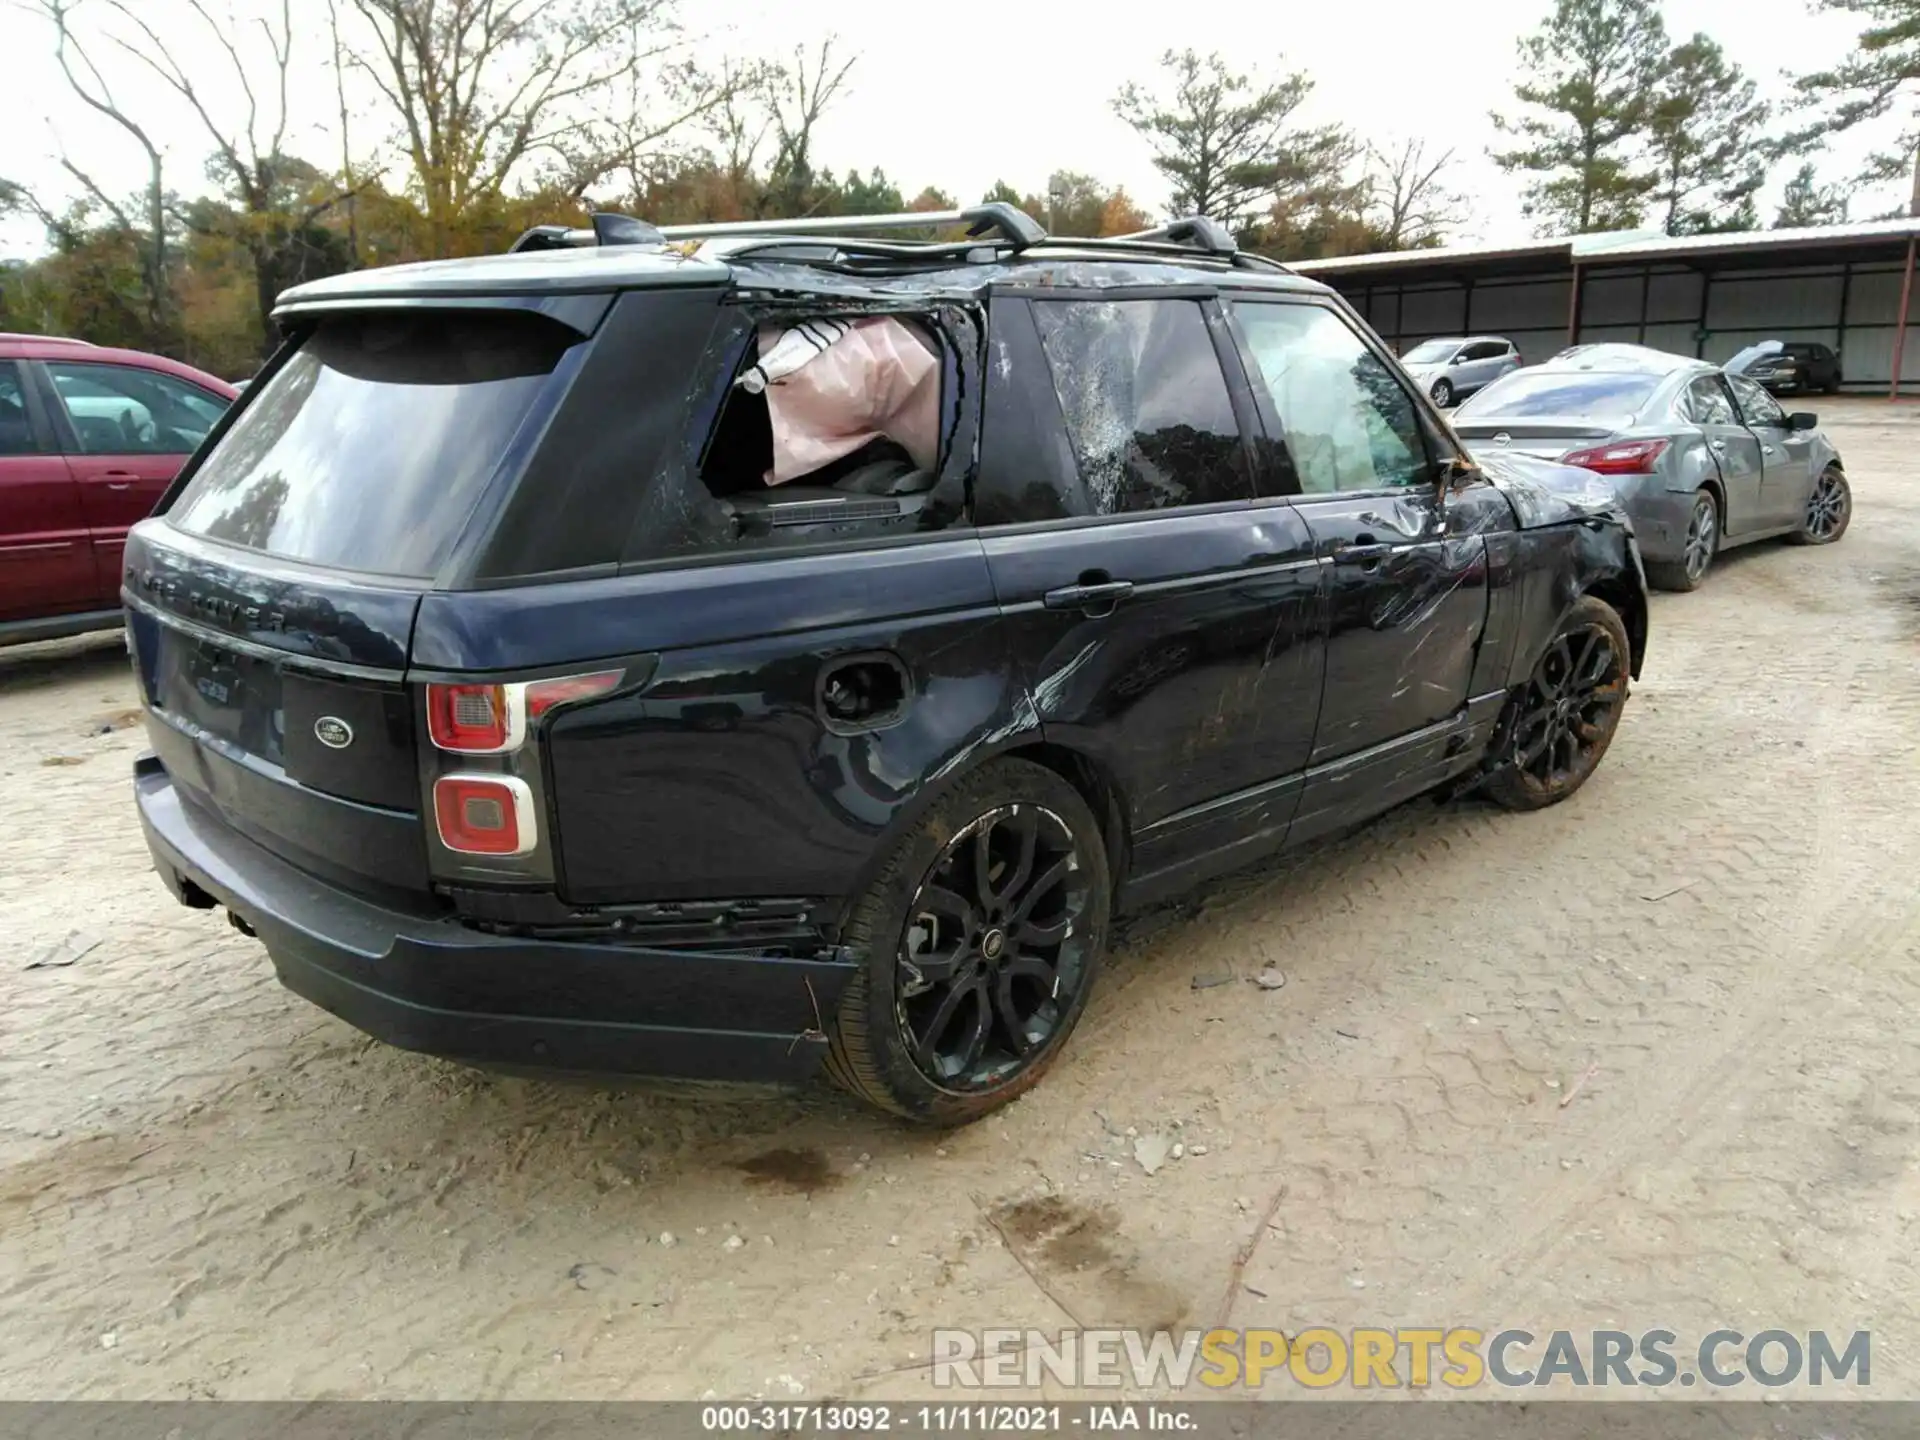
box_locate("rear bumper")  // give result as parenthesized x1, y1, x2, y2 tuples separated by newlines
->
(134, 755, 852, 1082)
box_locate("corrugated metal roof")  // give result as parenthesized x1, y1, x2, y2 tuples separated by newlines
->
(1568, 216, 1920, 263)
(1293, 218, 1920, 278)
(1291, 238, 1568, 274)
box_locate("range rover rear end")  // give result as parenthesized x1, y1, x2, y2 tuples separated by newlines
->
(127, 250, 869, 1082)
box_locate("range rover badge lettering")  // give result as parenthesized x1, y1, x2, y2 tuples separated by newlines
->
(314, 717, 354, 750)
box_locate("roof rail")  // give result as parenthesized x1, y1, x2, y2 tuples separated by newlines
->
(508, 211, 665, 254)
(1113, 215, 1239, 257)
(657, 202, 1046, 249)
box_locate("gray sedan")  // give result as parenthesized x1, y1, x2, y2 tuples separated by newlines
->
(1450, 343, 1850, 591)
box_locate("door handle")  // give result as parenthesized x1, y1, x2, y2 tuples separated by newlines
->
(1043, 577, 1134, 614)
(107, 481, 136, 490)
(1333, 542, 1396, 565)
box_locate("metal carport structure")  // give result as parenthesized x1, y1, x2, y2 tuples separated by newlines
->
(1293, 219, 1920, 398)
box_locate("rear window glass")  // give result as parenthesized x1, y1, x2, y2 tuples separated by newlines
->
(168, 310, 576, 578)
(1457, 370, 1662, 422)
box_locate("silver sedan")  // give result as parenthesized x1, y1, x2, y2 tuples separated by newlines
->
(1449, 343, 1850, 591)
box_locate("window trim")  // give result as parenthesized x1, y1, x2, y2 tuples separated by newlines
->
(37, 357, 231, 458)
(1001, 290, 1261, 526)
(1683, 373, 1739, 427)
(1725, 371, 1786, 430)
(1224, 293, 1458, 504)
(0, 359, 58, 456)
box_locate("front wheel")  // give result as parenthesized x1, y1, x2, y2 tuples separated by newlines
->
(1484, 596, 1631, 812)
(824, 759, 1111, 1125)
(1430, 377, 1455, 408)
(1645, 489, 1718, 592)
(1788, 465, 1849, 546)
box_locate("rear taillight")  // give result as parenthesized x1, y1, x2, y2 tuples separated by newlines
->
(425, 670, 621, 752)
(426, 683, 520, 752)
(1561, 438, 1670, 475)
(433, 774, 536, 855)
(523, 670, 622, 718)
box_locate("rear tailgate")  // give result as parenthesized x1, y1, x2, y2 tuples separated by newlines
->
(125, 303, 594, 906)
(125, 525, 432, 903)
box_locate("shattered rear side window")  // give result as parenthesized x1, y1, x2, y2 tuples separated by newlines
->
(1032, 300, 1247, 516)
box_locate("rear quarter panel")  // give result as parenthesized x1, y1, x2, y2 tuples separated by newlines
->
(424, 539, 1041, 909)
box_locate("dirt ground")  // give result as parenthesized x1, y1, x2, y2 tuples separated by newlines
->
(3, 399, 1919, 1402)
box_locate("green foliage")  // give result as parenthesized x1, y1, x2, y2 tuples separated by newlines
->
(1646, 36, 1770, 235)
(1114, 50, 1352, 234)
(1773, 162, 1852, 226)
(1491, 0, 1670, 233)
(1791, 0, 1920, 209)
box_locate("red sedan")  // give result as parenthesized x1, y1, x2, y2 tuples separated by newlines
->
(0, 334, 237, 645)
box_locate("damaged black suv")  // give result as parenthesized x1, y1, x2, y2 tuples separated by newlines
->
(126, 204, 1648, 1124)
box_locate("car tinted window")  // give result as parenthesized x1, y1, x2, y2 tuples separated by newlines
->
(0, 363, 37, 455)
(1401, 339, 1461, 364)
(1685, 376, 1737, 425)
(1031, 299, 1248, 514)
(47, 361, 227, 456)
(1457, 370, 1662, 423)
(1233, 300, 1429, 494)
(1459, 341, 1501, 361)
(169, 310, 576, 579)
(1726, 373, 1786, 428)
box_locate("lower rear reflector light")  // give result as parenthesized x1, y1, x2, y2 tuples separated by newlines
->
(433, 774, 536, 856)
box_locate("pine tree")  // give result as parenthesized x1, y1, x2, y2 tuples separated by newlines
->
(1646, 36, 1770, 234)
(1791, 0, 1920, 215)
(1114, 50, 1354, 234)
(1491, 0, 1670, 234)
(1773, 162, 1851, 227)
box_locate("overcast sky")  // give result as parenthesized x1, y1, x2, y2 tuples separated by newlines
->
(0, 0, 1889, 262)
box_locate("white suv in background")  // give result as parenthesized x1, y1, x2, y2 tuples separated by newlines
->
(1398, 336, 1522, 408)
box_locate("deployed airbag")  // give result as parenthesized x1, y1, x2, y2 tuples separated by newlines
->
(738, 317, 940, 485)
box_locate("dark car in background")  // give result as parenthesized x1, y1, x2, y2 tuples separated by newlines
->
(125, 207, 1648, 1125)
(0, 334, 236, 645)
(1734, 340, 1843, 396)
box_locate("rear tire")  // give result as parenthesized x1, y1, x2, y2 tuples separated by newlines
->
(1430, 378, 1454, 408)
(1484, 596, 1631, 812)
(1645, 489, 1718, 592)
(824, 759, 1111, 1126)
(1787, 465, 1850, 546)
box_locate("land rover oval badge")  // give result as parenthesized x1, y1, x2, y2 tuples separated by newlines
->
(1494, 432, 1512, 447)
(314, 716, 354, 750)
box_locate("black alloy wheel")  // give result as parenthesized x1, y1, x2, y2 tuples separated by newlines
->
(825, 759, 1111, 1124)
(896, 804, 1092, 1088)
(1486, 595, 1631, 811)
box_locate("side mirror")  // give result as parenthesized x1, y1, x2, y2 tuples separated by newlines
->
(1787, 411, 1818, 431)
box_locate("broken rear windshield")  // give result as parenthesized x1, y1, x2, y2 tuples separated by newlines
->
(167, 310, 578, 579)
